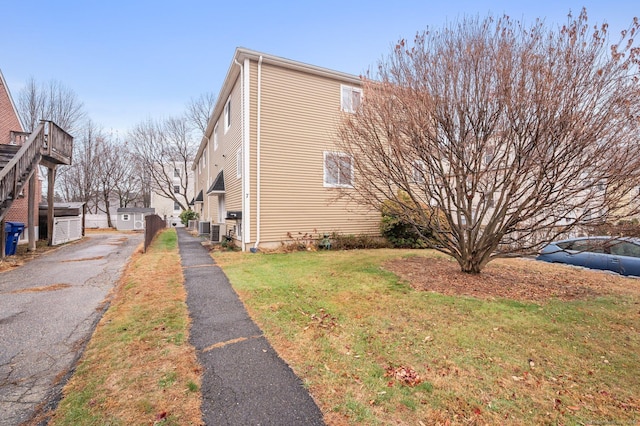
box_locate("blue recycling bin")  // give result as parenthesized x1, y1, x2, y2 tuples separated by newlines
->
(5, 222, 25, 256)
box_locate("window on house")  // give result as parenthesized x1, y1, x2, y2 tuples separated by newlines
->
(236, 148, 242, 179)
(174, 168, 180, 178)
(224, 98, 231, 132)
(324, 152, 353, 187)
(174, 201, 181, 211)
(412, 160, 425, 184)
(122, 214, 130, 221)
(341, 85, 362, 113)
(484, 146, 495, 165)
(214, 122, 219, 151)
(486, 192, 495, 208)
(173, 185, 180, 194)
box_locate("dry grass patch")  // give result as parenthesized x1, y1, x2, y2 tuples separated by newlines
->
(0, 239, 58, 272)
(50, 229, 202, 426)
(10, 283, 72, 294)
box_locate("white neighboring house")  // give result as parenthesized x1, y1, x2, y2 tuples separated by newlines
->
(149, 164, 195, 227)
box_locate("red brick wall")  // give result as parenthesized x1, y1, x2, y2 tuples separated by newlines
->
(0, 76, 23, 144)
(4, 173, 42, 225)
(1, 73, 42, 227)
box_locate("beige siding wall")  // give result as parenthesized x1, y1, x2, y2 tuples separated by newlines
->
(252, 62, 379, 247)
(202, 73, 244, 237)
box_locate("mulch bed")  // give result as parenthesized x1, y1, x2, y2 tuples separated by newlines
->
(384, 255, 640, 302)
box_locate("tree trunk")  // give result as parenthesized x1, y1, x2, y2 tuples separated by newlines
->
(459, 261, 483, 274)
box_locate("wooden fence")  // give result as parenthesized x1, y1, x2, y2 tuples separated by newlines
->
(144, 214, 166, 252)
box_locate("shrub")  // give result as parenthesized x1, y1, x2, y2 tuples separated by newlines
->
(380, 191, 448, 248)
(276, 231, 389, 252)
(179, 209, 199, 226)
(329, 232, 390, 250)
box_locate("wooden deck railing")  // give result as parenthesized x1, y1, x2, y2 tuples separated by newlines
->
(41, 120, 73, 165)
(0, 120, 73, 222)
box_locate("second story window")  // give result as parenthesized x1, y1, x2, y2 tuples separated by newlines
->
(174, 168, 180, 178)
(224, 97, 231, 133)
(173, 184, 180, 194)
(341, 85, 362, 113)
(412, 160, 425, 184)
(214, 122, 219, 151)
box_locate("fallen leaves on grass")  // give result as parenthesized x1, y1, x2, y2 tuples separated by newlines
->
(384, 365, 423, 387)
(300, 308, 339, 331)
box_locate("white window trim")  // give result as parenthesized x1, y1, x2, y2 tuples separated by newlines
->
(323, 151, 354, 188)
(236, 148, 242, 179)
(224, 97, 231, 133)
(340, 84, 362, 113)
(412, 160, 425, 184)
(213, 122, 219, 151)
(122, 214, 130, 221)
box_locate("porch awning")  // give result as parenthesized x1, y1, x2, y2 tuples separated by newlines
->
(194, 190, 204, 203)
(207, 170, 225, 195)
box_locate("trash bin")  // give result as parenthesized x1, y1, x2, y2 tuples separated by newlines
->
(5, 222, 25, 256)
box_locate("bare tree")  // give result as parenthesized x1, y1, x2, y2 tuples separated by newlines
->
(339, 10, 640, 274)
(17, 77, 86, 133)
(128, 117, 195, 211)
(56, 120, 103, 212)
(185, 92, 216, 135)
(112, 142, 145, 208)
(94, 136, 125, 228)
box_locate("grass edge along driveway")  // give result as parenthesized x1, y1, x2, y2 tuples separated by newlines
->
(50, 229, 202, 426)
(214, 248, 640, 426)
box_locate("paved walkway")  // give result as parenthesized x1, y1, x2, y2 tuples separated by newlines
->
(177, 228, 324, 426)
(0, 232, 143, 426)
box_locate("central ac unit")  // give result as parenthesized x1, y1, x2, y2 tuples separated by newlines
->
(198, 221, 210, 235)
(210, 223, 227, 243)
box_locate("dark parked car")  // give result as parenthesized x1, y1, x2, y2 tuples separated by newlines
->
(537, 236, 640, 277)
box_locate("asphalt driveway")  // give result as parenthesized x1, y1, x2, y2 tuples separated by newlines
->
(0, 231, 143, 426)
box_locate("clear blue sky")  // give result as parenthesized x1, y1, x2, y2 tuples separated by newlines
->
(1, 0, 637, 136)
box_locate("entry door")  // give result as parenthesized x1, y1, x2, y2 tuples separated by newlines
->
(218, 195, 226, 223)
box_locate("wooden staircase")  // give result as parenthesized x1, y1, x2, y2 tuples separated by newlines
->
(0, 120, 73, 223)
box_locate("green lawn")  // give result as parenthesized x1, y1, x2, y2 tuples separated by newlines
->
(214, 249, 640, 425)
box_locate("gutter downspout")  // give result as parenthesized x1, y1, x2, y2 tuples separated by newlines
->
(233, 58, 244, 250)
(202, 135, 210, 220)
(254, 55, 263, 250)
(235, 57, 252, 252)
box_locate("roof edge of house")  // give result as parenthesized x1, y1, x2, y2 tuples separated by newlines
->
(193, 48, 363, 164)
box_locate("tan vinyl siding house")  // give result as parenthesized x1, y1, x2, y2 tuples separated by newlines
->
(193, 48, 379, 251)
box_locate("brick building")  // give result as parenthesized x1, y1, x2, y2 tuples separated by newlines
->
(0, 68, 41, 241)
